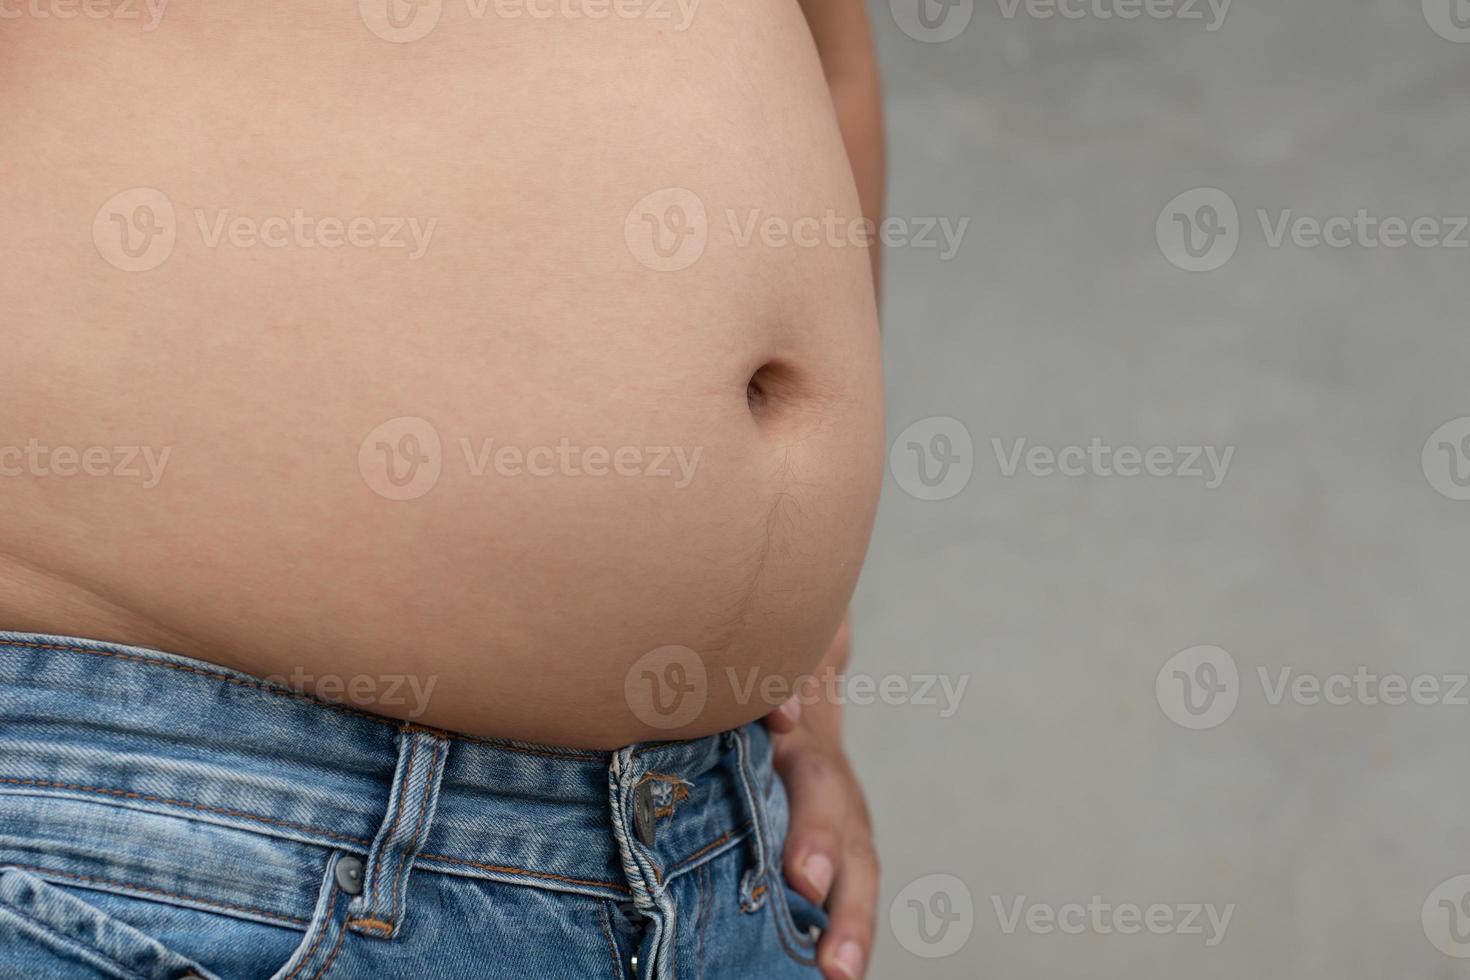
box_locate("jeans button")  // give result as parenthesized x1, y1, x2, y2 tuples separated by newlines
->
(634, 780, 657, 847)
(335, 855, 365, 895)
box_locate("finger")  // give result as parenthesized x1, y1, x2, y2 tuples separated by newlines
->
(818, 825, 880, 980)
(778, 744, 848, 906)
(761, 694, 803, 734)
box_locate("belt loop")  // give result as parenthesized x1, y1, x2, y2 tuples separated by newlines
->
(729, 726, 773, 913)
(346, 726, 449, 940)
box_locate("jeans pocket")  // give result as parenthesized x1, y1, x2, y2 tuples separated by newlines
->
(767, 872, 827, 968)
(0, 866, 219, 980)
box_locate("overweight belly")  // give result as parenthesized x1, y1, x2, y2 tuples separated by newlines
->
(0, 0, 883, 747)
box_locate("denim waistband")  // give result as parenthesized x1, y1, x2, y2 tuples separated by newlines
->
(0, 631, 780, 931)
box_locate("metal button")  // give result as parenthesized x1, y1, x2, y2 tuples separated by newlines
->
(634, 780, 657, 847)
(335, 855, 365, 895)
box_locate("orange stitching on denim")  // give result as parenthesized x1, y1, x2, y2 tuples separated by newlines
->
(0, 777, 374, 847)
(4, 864, 308, 927)
(283, 881, 339, 980)
(667, 822, 753, 878)
(415, 853, 632, 895)
(346, 917, 393, 935)
(597, 900, 622, 979)
(387, 738, 440, 929)
(309, 917, 351, 980)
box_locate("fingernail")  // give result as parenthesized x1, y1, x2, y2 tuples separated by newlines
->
(831, 939, 864, 980)
(803, 853, 834, 900)
(780, 697, 802, 725)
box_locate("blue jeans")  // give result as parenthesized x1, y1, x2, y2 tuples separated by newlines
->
(0, 631, 827, 979)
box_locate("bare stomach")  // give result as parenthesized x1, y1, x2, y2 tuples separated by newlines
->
(0, 1, 883, 747)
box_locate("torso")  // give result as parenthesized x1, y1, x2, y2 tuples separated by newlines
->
(0, 0, 882, 748)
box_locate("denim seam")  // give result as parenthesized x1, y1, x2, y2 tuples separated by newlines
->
(0, 777, 374, 848)
(596, 898, 624, 980)
(3, 640, 604, 762)
(414, 854, 632, 895)
(665, 824, 753, 880)
(308, 919, 350, 980)
(766, 878, 820, 966)
(0, 893, 153, 980)
(282, 881, 340, 980)
(696, 862, 710, 980)
(2, 864, 309, 928)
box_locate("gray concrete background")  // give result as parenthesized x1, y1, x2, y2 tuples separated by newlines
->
(855, 0, 1470, 976)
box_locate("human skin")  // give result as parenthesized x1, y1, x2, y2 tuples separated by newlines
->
(764, 3, 885, 977)
(2, 2, 886, 975)
(0, 0, 884, 749)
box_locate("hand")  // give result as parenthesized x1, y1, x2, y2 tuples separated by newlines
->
(763, 615, 879, 980)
